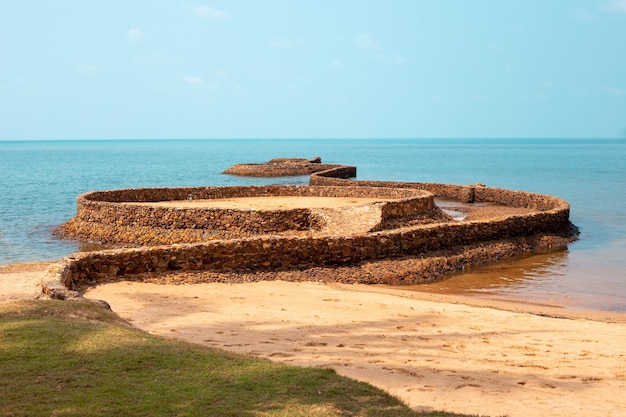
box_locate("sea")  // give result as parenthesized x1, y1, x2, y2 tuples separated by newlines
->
(1, 138, 625, 312)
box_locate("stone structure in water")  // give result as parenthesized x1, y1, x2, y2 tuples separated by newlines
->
(44, 158, 578, 300)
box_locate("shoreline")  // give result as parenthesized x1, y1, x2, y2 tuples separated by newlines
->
(4, 260, 626, 416)
(2, 260, 626, 323)
(362, 284, 626, 324)
(84, 278, 626, 417)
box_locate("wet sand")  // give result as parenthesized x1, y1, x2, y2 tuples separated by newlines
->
(2, 261, 626, 417)
(399, 248, 626, 313)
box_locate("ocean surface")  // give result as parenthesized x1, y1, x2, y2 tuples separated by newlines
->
(1, 139, 625, 312)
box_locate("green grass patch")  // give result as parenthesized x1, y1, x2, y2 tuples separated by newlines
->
(0, 299, 478, 416)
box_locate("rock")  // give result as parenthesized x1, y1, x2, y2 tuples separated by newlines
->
(88, 299, 112, 310)
(222, 157, 347, 177)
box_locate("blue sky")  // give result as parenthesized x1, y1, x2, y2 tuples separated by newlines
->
(1, 0, 625, 139)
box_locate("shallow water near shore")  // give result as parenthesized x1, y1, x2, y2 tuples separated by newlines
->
(1, 138, 625, 312)
(398, 245, 626, 312)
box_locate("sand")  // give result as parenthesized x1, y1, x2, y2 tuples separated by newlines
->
(0, 262, 49, 304)
(128, 196, 385, 210)
(3, 263, 626, 417)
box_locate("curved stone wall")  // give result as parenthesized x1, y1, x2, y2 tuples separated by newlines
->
(56, 185, 434, 244)
(43, 162, 576, 299)
(310, 171, 569, 211)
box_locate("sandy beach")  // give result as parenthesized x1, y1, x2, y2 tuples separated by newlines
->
(2, 262, 625, 417)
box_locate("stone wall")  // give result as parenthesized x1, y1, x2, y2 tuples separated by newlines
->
(42, 163, 575, 299)
(310, 172, 569, 211)
(43, 204, 571, 297)
(56, 185, 434, 244)
(223, 161, 356, 177)
(310, 175, 476, 202)
(310, 165, 358, 180)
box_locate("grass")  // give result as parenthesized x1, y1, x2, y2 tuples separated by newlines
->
(0, 299, 479, 417)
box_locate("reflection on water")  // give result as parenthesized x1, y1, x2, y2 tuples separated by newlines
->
(398, 250, 568, 297)
(395, 245, 626, 312)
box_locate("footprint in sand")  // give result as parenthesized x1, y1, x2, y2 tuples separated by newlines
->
(304, 341, 328, 347)
(581, 377, 603, 383)
(455, 383, 481, 390)
(317, 362, 350, 368)
(382, 367, 424, 379)
(521, 381, 557, 389)
(408, 385, 435, 392)
(268, 352, 295, 358)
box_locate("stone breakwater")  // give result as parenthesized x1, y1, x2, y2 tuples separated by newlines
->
(43, 161, 577, 300)
(222, 156, 356, 178)
(55, 185, 436, 244)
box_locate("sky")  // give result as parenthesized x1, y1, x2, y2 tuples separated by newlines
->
(1, 0, 625, 140)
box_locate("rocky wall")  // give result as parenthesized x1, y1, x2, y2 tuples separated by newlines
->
(311, 165, 358, 180)
(310, 173, 570, 212)
(309, 175, 473, 201)
(43, 205, 571, 298)
(75, 199, 312, 234)
(222, 162, 352, 177)
(43, 164, 575, 299)
(58, 185, 433, 244)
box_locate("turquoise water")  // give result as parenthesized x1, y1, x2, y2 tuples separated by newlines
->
(1, 139, 625, 311)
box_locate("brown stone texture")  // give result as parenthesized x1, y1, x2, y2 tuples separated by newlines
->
(222, 157, 356, 177)
(54, 185, 434, 244)
(43, 163, 577, 299)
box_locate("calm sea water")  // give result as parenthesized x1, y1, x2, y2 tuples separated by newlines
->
(1, 139, 625, 311)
